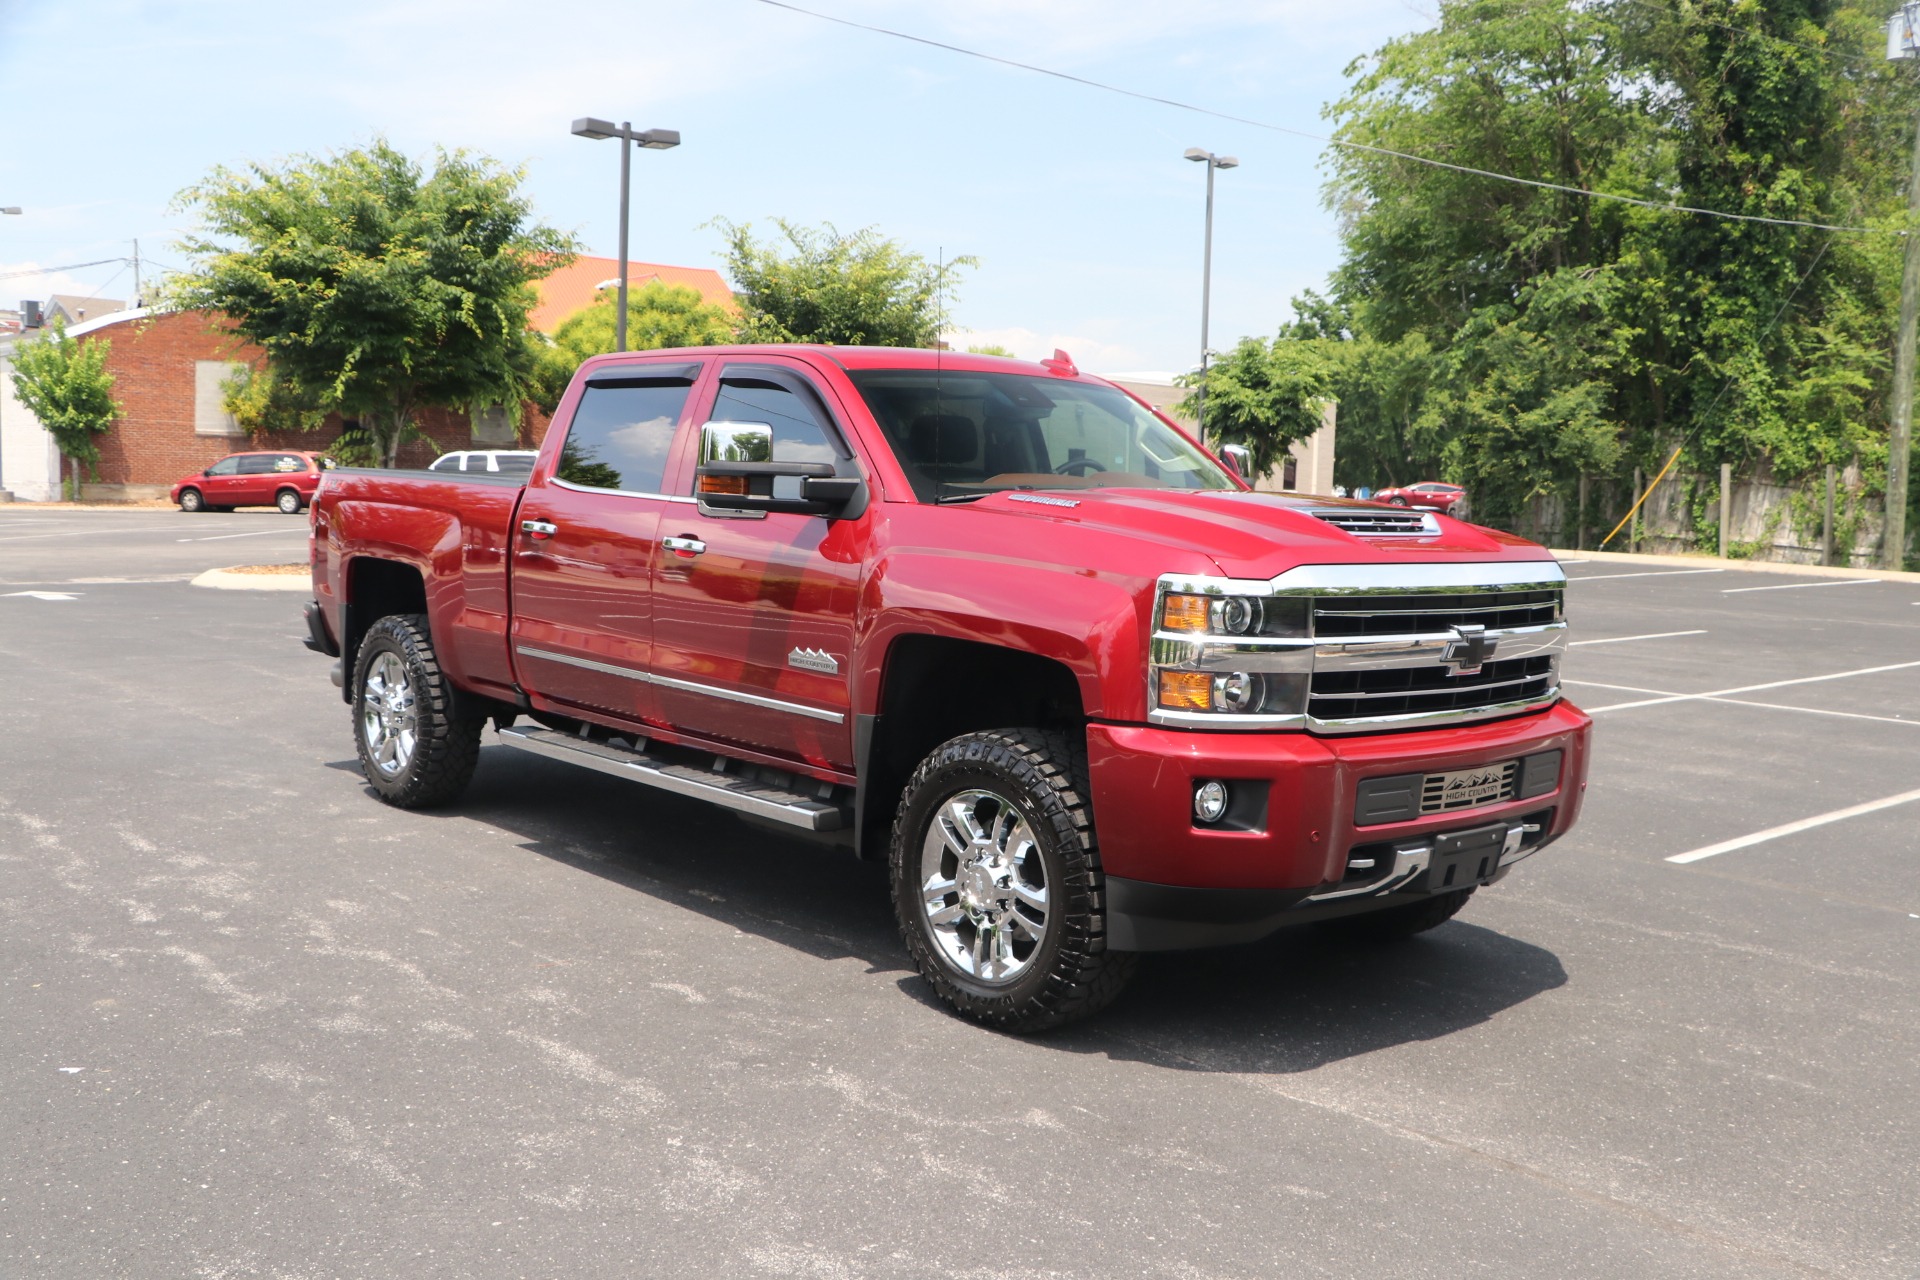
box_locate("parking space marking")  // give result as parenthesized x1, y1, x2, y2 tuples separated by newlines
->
(1567, 678, 1920, 724)
(1568, 630, 1706, 647)
(175, 528, 310, 543)
(1562, 568, 1726, 581)
(0, 525, 186, 542)
(1667, 787, 1920, 864)
(1721, 578, 1882, 594)
(1579, 659, 1920, 713)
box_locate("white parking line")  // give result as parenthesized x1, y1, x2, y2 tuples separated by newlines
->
(1563, 568, 1727, 582)
(175, 528, 309, 543)
(1667, 787, 1920, 864)
(1721, 578, 1881, 594)
(0, 525, 186, 542)
(1582, 659, 1920, 713)
(1568, 630, 1707, 647)
(1566, 678, 1920, 725)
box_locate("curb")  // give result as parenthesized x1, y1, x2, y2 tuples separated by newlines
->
(191, 567, 311, 592)
(1549, 547, 1920, 586)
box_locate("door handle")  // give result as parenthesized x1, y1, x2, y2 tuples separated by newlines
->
(662, 535, 707, 557)
(520, 519, 558, 540)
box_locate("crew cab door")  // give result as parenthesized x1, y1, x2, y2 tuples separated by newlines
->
(507, 361, 705, 728)
(649, 360, 865, 771)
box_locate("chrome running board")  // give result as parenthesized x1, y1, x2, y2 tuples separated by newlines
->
(495, 726, 851, 832)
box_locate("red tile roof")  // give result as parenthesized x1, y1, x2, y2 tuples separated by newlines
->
(530, 256, 733, 333)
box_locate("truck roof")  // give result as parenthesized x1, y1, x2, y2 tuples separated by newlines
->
(576, 344, 1092, 380)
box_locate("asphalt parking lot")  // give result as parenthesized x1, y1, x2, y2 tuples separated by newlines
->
(2, 508, 1916, 1279)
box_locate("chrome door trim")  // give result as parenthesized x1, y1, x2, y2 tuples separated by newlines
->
(548, 477, 698, 503)
(514, 645, 844, 724)
(515, 645, 649, 683)
(648, 671, 845, 723)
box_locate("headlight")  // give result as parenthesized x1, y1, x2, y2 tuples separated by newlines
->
(1151, 577, 1313, 727)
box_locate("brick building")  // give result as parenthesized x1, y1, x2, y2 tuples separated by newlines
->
(0, 254, 724, 501)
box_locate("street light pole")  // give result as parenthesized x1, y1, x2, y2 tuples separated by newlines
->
(571, 119, 681, 353)
(1183, 148, 1237, 444)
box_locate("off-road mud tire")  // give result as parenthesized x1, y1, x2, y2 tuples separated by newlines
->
(891, 728, 1136, 1033)
(351, 613, 483, 809)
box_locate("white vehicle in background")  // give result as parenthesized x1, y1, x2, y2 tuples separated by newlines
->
(428, 450, 538, 476)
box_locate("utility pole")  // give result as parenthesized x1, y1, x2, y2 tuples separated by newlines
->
(1183, 148, 1238, 442)
(131, 239, 141, 308)
(1885, 8, 1920, 567)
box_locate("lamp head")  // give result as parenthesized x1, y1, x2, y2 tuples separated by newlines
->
(1215, 156, 1239, 170)
(1183, 148, 1210, 163)
(571, 117, 619, 140)
(635, 128, 681, 150)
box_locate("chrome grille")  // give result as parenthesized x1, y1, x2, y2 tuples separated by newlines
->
(1420, 761, 1518, 814)
(1310, 508, 1439, 537)
(1309, 655, 1556, 721)
(1313, 588, 1562, 638)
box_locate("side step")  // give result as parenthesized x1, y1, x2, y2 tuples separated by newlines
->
(494, 726, 851, 832)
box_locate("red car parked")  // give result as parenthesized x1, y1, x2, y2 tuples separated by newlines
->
(172, 450, 333, 514)
(1373, 481, 1467, 513)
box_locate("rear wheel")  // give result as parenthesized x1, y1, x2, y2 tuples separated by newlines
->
(891, 728, 1135, 1032)
(1387, 495, 1409, 506)
(351, 614, 482, 809)
(275, 488, 303, 515)
(1323, 888, 1474, 940)
(178, 488, 205, 513)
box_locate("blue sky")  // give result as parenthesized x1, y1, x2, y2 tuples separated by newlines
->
(0, 0, 1429, 374)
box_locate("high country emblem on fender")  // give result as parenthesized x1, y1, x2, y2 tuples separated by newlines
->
(1440, 623, 1497, 676)
(788, 647, 841, 675)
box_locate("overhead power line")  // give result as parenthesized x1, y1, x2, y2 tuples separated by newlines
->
(0, 257, 132, 283)
(750, 0, 1892, 236)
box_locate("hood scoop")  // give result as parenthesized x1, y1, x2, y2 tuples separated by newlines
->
(1309, 507, 1440, 537)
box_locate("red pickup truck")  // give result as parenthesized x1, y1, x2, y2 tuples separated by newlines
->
(303, 345, 1589, 1030)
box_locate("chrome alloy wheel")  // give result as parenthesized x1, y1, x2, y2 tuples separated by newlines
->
(360, 651, 419, 777)
(918, 789, 1050, 985)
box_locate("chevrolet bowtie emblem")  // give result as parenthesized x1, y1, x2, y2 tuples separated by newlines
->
(1441, 624, 1496, 676)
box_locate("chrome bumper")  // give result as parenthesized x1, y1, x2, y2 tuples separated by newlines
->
(1303, 819, 1542, 903)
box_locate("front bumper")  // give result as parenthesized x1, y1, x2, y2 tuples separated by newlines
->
(1086, 702, 1590, 949)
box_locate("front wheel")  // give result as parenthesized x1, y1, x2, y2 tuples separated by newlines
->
(276, 488, 303, 515)
(351, 614, 482, 808)
(891, 728, 1136, 1032)
(178, 488, 205, 513)
(1387, 495, 1409, 506)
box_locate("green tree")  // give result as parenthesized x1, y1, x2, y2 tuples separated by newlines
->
(965, 343, 1017, 357)
(1176, 336, 1334, 478)
(221, 364, 327, 437)
(529, 282, 733, 413)
(170, 140, 576, 466)
(8, 320, 121, 499)
(714, 218, 974, 347)
(1317, 0, 1909, 533)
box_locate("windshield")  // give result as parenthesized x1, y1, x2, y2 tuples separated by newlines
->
(846, 369, 1236, 503)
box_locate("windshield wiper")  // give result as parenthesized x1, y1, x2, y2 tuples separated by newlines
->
(934, 490, 990, 504)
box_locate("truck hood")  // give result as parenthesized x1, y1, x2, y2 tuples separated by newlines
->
(968, 488, 1549, 579)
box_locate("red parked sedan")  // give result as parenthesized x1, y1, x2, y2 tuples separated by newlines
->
(171, 450, 333, 514)
(1373, 481, 1467, 513)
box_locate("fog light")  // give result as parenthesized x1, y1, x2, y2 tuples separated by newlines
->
(1194, 780, 1230, 824)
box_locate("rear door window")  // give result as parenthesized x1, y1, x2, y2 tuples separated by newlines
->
(555, 375, 697, 494)
(237, 455, 277, 475)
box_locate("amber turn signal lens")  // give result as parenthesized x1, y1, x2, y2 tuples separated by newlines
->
(1157, 670, 1213, 711)
(1161, 594, 1209, 632)
(698, 474, 749, 496)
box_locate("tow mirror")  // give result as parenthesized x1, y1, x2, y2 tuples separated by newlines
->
(695, 421, 864, 518)
(1219, 443, 1253, 483)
